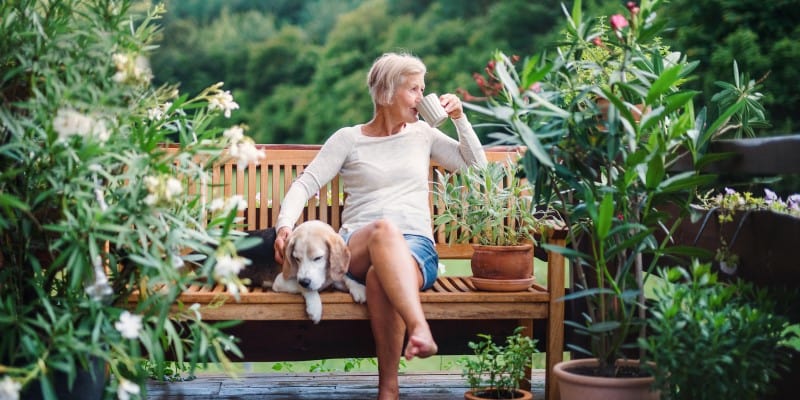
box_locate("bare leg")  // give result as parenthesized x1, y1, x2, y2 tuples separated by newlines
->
(347, 220, 438, 399)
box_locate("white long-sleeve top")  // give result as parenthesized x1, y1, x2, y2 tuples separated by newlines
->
(275, 117, 487, 241)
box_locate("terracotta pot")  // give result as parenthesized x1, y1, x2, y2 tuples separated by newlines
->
(470, 244, 533, 280)
(464, 388, 534, 400)
(554, 358, 659, 400)
(470, 244, 534, 291)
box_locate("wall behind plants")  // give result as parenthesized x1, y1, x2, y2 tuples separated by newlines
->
(149, 0, 800, 145)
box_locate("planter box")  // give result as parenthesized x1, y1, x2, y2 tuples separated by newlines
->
(672, 208, 800, 287)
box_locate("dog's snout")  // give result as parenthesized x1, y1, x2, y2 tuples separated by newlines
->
(298, 278, 311, 288)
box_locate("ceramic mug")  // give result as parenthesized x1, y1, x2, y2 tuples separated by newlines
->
(418, 93, 448, 128)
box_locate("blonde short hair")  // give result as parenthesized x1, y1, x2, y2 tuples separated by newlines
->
(367, 52, 426, 106)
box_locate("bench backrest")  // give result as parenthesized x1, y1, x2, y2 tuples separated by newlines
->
(170, 144, 524, 259)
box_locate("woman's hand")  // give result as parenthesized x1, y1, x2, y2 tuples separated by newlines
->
(273, 226, 292, 265)
(440, 93, 464, 120)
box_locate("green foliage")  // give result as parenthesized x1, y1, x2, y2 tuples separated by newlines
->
(433, 162, 553, 246)
(640, 262, 791, 400)
(464, 0, 768, 376)
(458, 327, 538, 398)
(663, 0, 800, 134)
(0, 0, 260, 397)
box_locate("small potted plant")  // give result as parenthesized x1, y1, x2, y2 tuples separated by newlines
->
(433, 161, 553, 291)
(640, 261, 791, 400)
(458, 327, 538, 399)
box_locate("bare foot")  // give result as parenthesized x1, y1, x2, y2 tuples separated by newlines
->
(404, 332, 438, 360)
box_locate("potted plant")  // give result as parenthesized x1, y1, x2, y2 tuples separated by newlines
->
(0, 1, 260, 398)
(462, 0, 767, 395)
(458, 326, 538, 399)
(434, 161, 554, 291)
(639, 261, 791, 400)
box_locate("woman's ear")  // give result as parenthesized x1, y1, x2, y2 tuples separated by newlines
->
(326, 234, 351, 281)
(282, 235, 298, 279)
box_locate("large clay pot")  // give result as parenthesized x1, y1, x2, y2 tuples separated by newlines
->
(464, 388, 534, 399)
(470, 244, 534, 291)
(554, 358, 659, 400)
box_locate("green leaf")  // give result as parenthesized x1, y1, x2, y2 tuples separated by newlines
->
(596, 193, 614, 240)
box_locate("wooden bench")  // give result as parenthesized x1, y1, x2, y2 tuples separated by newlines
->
(143, 144, 567, 399)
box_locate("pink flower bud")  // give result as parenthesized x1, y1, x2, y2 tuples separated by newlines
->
(592, 37, 603, 46)
(626, 2, 637, 12)
(609, 14, 629, 31)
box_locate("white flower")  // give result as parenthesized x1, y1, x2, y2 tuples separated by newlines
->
(207, 85, 239, 118)
(223, 125, 245, 143)
(115, 311, 143, 340)
(53, 108, 92, 140)
(143, 194, 157, 206)
(117, 378, 140, 400)
(147, 102, 172, 121)
(165, 177, 183, 200)
(214, 254, 246, 278)
(232, 139, 264, 170)
(85, 255, 112, 301)
(189, 303, 202, 321)
(229, 194, 247, 212)
(112, 52, 152, 85)
(0, 376, 21, 400)
(208, 198, 225, 212)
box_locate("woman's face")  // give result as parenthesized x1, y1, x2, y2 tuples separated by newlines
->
(390, 72, 425, 124)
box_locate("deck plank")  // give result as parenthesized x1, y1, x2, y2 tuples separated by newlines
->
(147, 371, 546, 399)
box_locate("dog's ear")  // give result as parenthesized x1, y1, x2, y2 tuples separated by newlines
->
(326, 234, 351, 281)
(282, 234, 299, 279)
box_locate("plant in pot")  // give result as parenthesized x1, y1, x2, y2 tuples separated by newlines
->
(0, 1, 261, 398)
(458, 326, 538, 399)
(433, 161, 554, 291)
(462, 0, 767, 397)
(640, 261, 791, 400)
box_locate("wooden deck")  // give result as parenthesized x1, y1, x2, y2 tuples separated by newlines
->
(146, 370, 546, 399)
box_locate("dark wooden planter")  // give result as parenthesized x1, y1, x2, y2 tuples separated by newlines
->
(671, 208, 800, 287)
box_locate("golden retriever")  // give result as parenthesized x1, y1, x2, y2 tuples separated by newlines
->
(272, 220, 367, 323)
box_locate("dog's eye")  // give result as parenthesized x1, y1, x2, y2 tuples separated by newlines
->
(313, 256, 323, 262)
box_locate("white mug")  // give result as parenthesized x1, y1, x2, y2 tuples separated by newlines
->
(418, 93, 448, 128)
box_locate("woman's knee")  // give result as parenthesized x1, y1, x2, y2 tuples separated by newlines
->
(368, 219, 402, 242)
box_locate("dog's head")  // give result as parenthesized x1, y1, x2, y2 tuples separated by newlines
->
(282, 220, 351, 290)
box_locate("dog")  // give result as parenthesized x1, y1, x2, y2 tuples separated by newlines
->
(272, 220, 367, 323)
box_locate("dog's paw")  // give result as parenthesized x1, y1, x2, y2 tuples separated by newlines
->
(345, 278, 367, 304)
(306, 299, 322, 324)
(303, 291, 323, 324)
(272, 273, 299, 293)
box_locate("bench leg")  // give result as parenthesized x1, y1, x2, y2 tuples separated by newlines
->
(546, 237, 567, 400)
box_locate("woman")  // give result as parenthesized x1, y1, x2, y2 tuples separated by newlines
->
(273, 52, 487, 399)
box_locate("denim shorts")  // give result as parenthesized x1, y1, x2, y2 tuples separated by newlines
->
(341, 232, 439, 291)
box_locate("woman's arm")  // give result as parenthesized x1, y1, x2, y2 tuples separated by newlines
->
(430, 115, 487, 171)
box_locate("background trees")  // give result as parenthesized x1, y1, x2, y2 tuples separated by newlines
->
(149, 0, 800, 144)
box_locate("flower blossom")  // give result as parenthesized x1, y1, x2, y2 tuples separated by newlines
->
(0, 376, 21, 400)
(112, 52, 153, 85)
(764, 188, 778, 204)
(214, 253, 247, 279)
(53, 108, 110, 143)
(115, 311, 143, 339)
(85, 255, 112, 301)
(788, 194, 800, 211)
(117, 378, 141, 400)
(609, 14, 628, 31)
(142, 175, 184, 206)
(147, 102, 172, 121)
(207, 83, 239, 118)
(224, 125, 264, 170)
